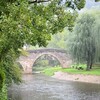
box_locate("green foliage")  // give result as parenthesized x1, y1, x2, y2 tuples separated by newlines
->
(65, 0, 85, 10)
(67, 10, 100, 70)
(43, 66, 61, 76)
(28, 0, 86, 10)
(0, 49, 22, 84)
(33, 54, 61, 71)
(92, 10, 100, 62)
(0, 84, 7, 100)
(47, 28, 69, 49)
(18, 49, 29, 56)
(0, 69, 5, 90)
(74, 0, 86, 10)
(0, 69, 7, 100)
(34, 60, 49, 67)
(29, 2, 78, 46)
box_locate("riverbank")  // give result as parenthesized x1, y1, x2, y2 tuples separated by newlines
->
(43, 66, 100, 76)
(52, 71, 100, 84)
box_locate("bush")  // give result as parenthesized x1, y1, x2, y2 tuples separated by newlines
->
(0, 69, 7, 100)
(0, 84, 7, 100)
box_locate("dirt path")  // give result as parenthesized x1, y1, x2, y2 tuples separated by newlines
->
(52, 71, 100, 84)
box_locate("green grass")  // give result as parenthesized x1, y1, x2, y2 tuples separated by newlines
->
(33, 66, 53, 71)
(42, 67, 61, 76)
(42, 66, 100, 76)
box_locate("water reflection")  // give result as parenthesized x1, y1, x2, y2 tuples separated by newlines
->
(8, 74, 100, 100)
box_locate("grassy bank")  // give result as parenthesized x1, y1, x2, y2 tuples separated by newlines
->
(42, 66, 100, 76)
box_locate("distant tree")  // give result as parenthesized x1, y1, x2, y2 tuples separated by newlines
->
(92, 10, 100, 62)
(67, 10, 100, 70)
(47, 28, 70, 49)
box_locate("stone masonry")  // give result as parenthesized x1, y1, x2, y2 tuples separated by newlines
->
(18, 49, 72, 74)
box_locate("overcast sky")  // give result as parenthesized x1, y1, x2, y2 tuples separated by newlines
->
(85, 0, 100, 9)
(79, 0, 100, 13)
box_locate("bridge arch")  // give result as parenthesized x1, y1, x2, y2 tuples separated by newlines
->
(18, 49, 72, 74)
(32, 53, 63, 68)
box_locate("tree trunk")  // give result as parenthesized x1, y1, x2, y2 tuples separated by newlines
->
(86, 61, 90, 71)
(90, 59, 93, 69)
(89, 53, 94, 69)
(86, 51, 91, 71)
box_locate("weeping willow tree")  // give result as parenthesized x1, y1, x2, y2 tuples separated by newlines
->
(67, 10, 100, 70)
(93, 10, 100, 63)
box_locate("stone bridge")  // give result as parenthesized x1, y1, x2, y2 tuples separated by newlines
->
(18, 49, 72, 74)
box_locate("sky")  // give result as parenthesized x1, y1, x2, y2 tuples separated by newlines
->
(85, 0, 100, 9)
(79, 0, 100, 13)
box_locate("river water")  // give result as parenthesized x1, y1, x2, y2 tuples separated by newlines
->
(8, 74, 100, 100)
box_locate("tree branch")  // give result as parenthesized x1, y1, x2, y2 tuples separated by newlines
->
(28, 0, 51, 4)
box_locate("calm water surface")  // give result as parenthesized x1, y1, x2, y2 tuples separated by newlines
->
(8, 74, 100, 100)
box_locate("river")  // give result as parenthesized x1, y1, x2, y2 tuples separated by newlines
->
(8, 74, 100, 100)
